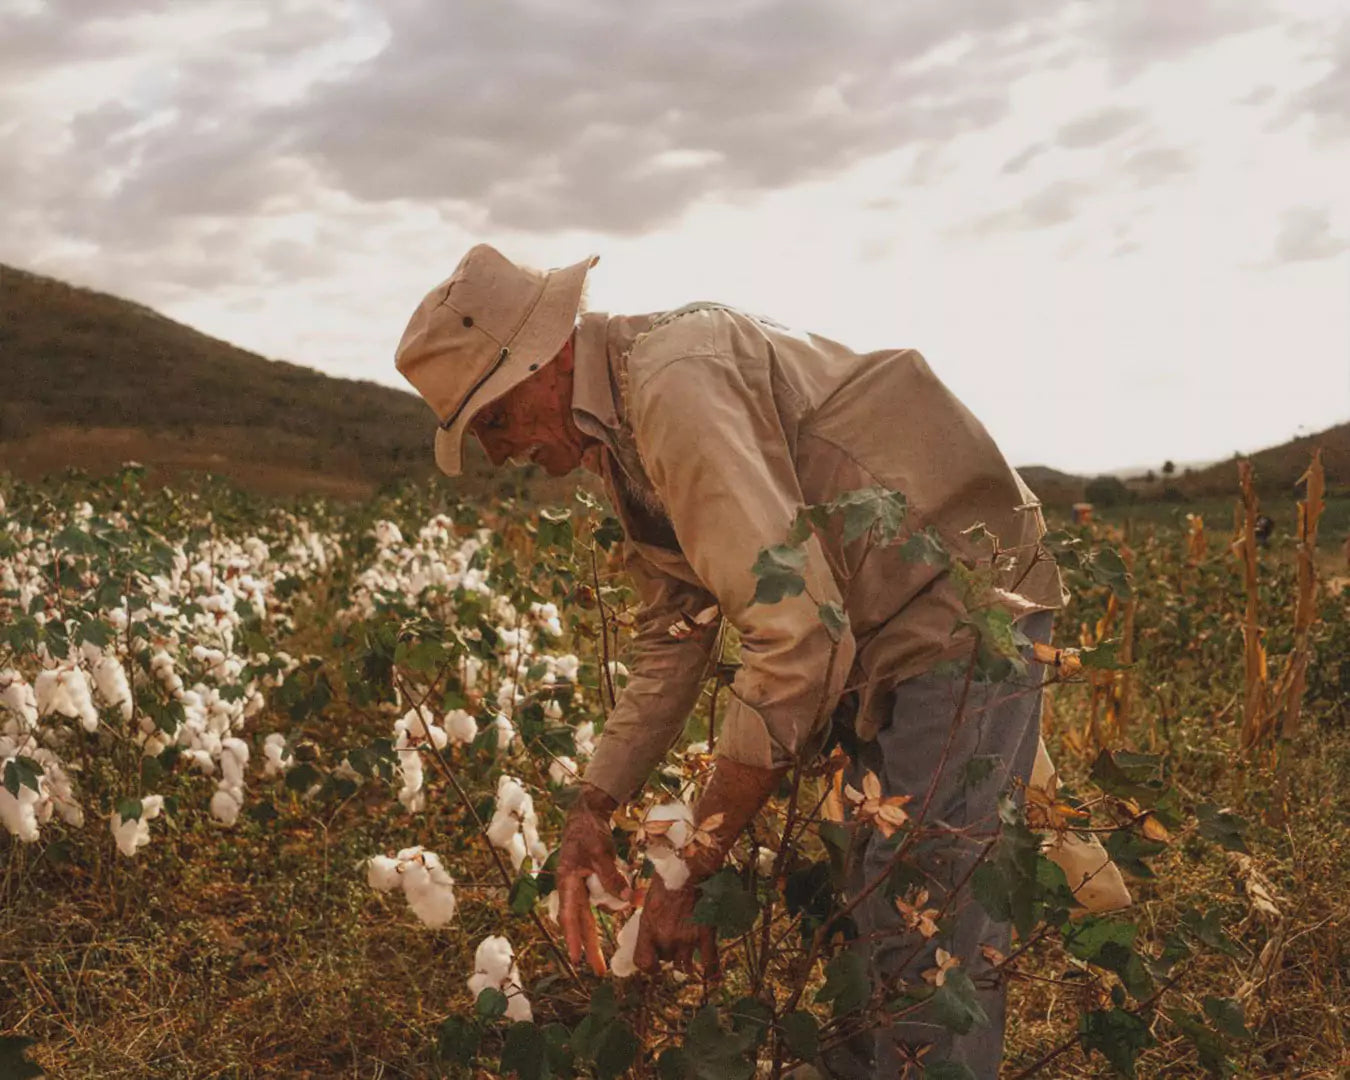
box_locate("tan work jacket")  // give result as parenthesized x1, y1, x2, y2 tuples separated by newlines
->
(571, 305, 1065, 803)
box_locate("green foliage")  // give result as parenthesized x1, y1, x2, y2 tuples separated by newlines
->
(692, 868, 759, 938)
(1079, 1007, 1155, 1078)
(749, 545, 807, 605)
(0, 1036, 44, 1079)
(815, 951, 870, 1017)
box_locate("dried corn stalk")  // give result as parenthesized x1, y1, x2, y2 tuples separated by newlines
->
(1235, 462, 1270, 752)
(1269, 450, 1324, 740)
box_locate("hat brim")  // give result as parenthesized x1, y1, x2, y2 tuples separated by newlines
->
(433, 253, 597, 476)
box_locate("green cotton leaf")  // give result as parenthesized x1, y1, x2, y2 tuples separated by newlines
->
(818, 602, 848, 642)
(1179, 907, 1242, 960)
(692, 868, 760, 939)
(899, 526, 950, 567)
(436, 1016, 480, 1067)
(750, 544, 807, 606)
(822, 487, 909, 545)
(1202, 997, 1251, 1042)
(929, 969, 989, 1036)
(115, 796, 143, 823)
(727, 997, 773, 1048)
(540, 1022, 575, 1075)
(475, 986, 508, 1021)
(536, 507, 573, 552)
(3, 756, 44, 798)
(784, 860, 836, 938)
(1080, 639, 1130, 670)
(1195, 803, 1249, 854)
(778, 1011, 819, 1061)
(815, 951, 870, 1018)
(593, 515, 625, 551)
(0, 1035, 45, 1079)
(658, 1047, 692, 1080)
(1079, 1007, 1155, 1079)
(1063, 916, 1153, 1000)
(508, 873, 540, 915)
(680, 1005, 757, 1080)
(1105, 829, 1168, 880)
(593, 1019, 638, 1080)
(75, 618, 115, 649)
(1086, 546, 1134, 601)
(1090, 749, 1165, 805)
(500, 1021, 549, 1080)
(284, 762, 322, 794)
(1165, 1008, 1235, 1078)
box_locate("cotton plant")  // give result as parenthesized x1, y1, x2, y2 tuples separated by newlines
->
(467, 935, 532, 1021)
(366, 846, 458, 928)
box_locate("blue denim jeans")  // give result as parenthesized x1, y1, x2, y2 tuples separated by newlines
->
(821, 610, 1053, 1080)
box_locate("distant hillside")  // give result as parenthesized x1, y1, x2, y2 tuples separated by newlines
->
(0, 264, 484, 497)
(1174, 423, 1348, 498)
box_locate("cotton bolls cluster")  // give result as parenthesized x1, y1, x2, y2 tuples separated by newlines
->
(610, 910, 643, 978)
(34, 664, 100, 732)
(393, 706, 449, 812)
(210, 738, 249, 826)
(261, 732, 293, 778)
(110, 795, 165, 857)
(467, 936, 532, 1021)
(487, 775, 548, 871)
(366, 846, 458, 927)
(641, 802, 696, 890)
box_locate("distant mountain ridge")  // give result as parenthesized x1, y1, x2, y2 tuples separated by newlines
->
(1, 263, 1342, 502)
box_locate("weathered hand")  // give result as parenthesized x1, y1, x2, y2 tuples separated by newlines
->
(634, 872, 718, 976)
(556, 784, 630, 976)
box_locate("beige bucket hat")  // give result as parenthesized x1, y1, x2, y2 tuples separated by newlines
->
(394, 244, 598, 476)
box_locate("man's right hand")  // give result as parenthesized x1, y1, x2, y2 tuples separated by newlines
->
(556, 783, 631, 976)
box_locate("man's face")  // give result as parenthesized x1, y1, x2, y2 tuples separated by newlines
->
(469, 337, 588, 477)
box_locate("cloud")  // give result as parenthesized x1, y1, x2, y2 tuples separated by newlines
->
(1056, 105, 1145, 148)
(1120, 145, 1191, 187)
(1271, 205, 1349, 263)
(1084, 0, 1280, 82)
(966, 179, 1097, 234)
(1001, 142, 1048, 174)
(1285, 18, 1350, 139)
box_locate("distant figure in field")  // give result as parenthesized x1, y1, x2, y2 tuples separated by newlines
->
(1254, 515, 1274, 548)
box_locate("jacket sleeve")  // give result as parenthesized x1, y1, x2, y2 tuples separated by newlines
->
(628, 349, 856, 772)
(581, 542, 721, 803)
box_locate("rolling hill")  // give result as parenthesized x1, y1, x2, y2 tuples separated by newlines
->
(0, 264, 473, 497)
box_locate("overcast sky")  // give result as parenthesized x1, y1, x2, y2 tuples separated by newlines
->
(3, 0, 1348, 474)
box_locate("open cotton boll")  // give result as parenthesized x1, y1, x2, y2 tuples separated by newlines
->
(0, 672, 39, 730)
(610, 910, 643, 978)
(210, 786, 242, 826)
(573, 720, 597, 759)
(587, 873, 631, 912)
(110, 795, 164, 857)
(443, 709, 478, 745)
(0, 780, 41, 842)
(644, 802, 695, 850)
(219, 738, 250, 787)
(506, 831, 528, 871)
(402, 855, 457, 928)
(92, 657, 133, 721)
(262, 733, 292, 777)
(366, 855, 402, 892)
(505, 988, 533, 1022)
(548, 756, 578, 786)
(648, 849, 691, 890)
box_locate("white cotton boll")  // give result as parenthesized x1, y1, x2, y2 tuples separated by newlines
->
(507, 831, 528, 870)
(462, 656, 483, 691)
(0, 781, 41, 842)
(92, 656, 133, 721)
(648, 850, 691, 891)
(756, 845, 777, 877)
(395, 845, 425, 862)
(404, 870, 457, 927)
(262, 733, 292, 777)
(487, 811, 519, 849)
(606, 661, 629, 682)
(587, 873, 630, 912)
(473, 936, 516, 983)
(505, 986, 533, 1022)
(543, 698, 563, 720)
(495, 682, 519, 712)
(110, 795, 161, 857)
(186, 749, 215, 775)
(554, 654, 580, 682)
(548, 756, 578, 786)
(467, 972, 494, 999)
(496, 775, 527, 816)
(685, 741, 710, 757)
(544, 890, 561, 924)
(219, 738, 249, 788)
(610, 910, 643, 978)
(493, 714, 516, 750)
(367, 855, 401, 893)
(80, 640, 104, 665)
(574, 720, 596, 759)
(0, 672, 39, 730)
(645, 802, 695, 851)
(210, 786, 242, 826)
(444, 709, 478, 745)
